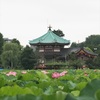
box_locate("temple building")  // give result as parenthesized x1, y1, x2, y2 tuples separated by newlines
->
(29, 27, 98, 69)
(75, 47, 98, 60)
(29, 26, 70, 63)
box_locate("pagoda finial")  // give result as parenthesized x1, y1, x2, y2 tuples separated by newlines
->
(48, 25, 52, 31)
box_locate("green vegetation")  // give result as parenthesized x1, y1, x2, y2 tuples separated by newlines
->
(70, 35, 100, 69)
(20, 45, 37, 69)
(53, 29, 64, 37)
(0, 69, 100, 100)
(0, 32, 100, 69)
(0, 33, 4, 55)
(71, 35, 100, 54)
(1, 43, 20, 69)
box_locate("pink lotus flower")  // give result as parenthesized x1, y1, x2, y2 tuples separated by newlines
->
(41, 70, 49, 74)
(52, 72, 60, 78)
(52, 71, 68, 78)
(21, 71, 27, 74)
(6, 71, 17, 76)
(62, 71, 68, 74)
(59, 71, 67, 76)
(59, 72, 66, 76)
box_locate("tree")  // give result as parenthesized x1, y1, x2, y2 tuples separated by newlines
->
(53, 29, 64, 37)
(68, 52, 77, 60)
(1, 43, 20, 69)
(11, 38, 23, 50)
(68, 59, 85, 69)
(20, 45, 37, 69)
(70, 42, 78, 48)
(71, 35, 100, 52)
(0, 33, 4, 55)
(0, 33, 4, 67)
(85, 35, 100, 45)
(83, 35, 100, 53)
(71, 42, 85, 48)
(11, 38, 20, 45)
(82, 35, 100, 68)
(86, 54, 100, 69)
(67, 52, 85, 69)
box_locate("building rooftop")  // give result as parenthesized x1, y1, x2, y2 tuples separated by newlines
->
(29, 27, 70, 45)
(75, 47, 98, 56)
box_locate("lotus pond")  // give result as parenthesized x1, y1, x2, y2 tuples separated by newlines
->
(0, 69, 100, 100)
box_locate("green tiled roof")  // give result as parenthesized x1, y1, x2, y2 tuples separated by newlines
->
(29, 29, 70, 45)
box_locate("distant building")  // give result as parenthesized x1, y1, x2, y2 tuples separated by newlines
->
(29, 27, 98, 66)
(74, 47, 98, 60)
(29, 26, 70, 63)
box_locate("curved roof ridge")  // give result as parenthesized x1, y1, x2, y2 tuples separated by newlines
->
(29, 29, 70, 45)
(75, 47, 98, 56)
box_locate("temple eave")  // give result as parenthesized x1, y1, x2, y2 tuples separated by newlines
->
(30, 42, 70, 46)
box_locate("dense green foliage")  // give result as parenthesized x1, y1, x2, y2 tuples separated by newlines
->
(0, 33, 37, 69)
(0, 32, 99, 69)
(1, 43, 20, 69)
(20, 45, 37, 69)
(67, 52, 85, 69)
(11, 38, 21, 46)
(71, 35, 100, 54)
(85, 35, 100, 52)
(11, 38, 22, 50)
(53, 29, 64, 37)
(70, 35, 100, 68)
(0, 33, 4, 66)
(0, 33, 4, 55)
(0, 69, 100, 100)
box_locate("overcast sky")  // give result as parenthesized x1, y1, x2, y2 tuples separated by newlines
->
(0, 0, 100, 46)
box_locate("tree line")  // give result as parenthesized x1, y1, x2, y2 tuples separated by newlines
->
(70, 35, 100, 69)
(0, 30, 64, 69)
(0, 33, 37, 69)
(0, 32, 100, 69)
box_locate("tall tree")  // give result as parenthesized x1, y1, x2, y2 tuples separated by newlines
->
(11, 38, 20, 45)
(53, 29, 64, 37)
(71, 35, 100, 53)
(70, 42, 78, 48)
(70, 35, 100, 69)
(20, 45, 37, 69)
(11, 38, 22, 50)
(0, 33, 4, 67)
(84, 35, 100, 53)
(1, 43, 20, 69)
(0, 33, 4, 55)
